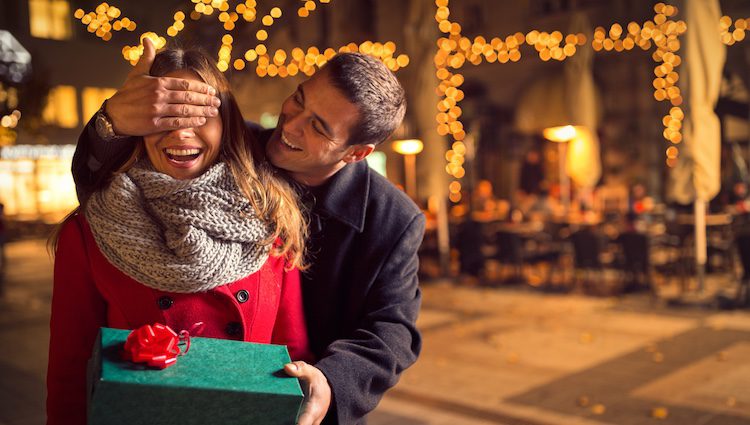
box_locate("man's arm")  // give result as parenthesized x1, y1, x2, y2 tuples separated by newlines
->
(315, 213, 425, 424)
(72, 38, 220, 204)
(71, 113, 136, 205)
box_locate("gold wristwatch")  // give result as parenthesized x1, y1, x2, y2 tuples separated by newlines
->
(94, 100, 128, 141)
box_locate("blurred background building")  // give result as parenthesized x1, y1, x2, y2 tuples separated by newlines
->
(1, 0, 750, 233)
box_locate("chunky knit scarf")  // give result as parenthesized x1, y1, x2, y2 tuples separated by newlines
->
(85, 160, 271, 293)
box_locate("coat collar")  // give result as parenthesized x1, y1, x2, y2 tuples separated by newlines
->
(309, 161, 369, 233)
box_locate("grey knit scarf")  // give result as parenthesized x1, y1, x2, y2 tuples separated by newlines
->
(85, 160, 271, 293)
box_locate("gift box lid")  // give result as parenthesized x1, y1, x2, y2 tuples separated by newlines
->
(96, 327, 302, 395)
(89, 327, 303, 425)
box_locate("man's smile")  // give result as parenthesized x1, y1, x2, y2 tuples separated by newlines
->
(281, 133, 303, 151)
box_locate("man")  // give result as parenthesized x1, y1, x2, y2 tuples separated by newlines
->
(72, 39, 424, 425)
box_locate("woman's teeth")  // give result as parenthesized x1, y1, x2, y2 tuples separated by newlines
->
(165, 148, 200, 156)
(164, 148, 201, 162)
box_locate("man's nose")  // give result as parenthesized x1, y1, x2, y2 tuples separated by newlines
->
(282, 111, 306, 136)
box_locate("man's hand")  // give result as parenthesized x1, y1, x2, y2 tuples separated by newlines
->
(105, 38, 221, 137)
(284, 361, 332, 425)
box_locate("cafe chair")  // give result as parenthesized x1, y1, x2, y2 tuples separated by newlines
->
(495, 230, 562, 286)
(569, 227, 618, 295)
(456, 218, 486, 279)
(616, 231, 653, 295)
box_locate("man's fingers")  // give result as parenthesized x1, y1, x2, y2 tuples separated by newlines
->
(129, 37, 157, 78)
(160, 104, 219, 118)
(163, 88, 221, 107)
(152, 116, 207, 132)
(160, 76, 218, 97)
(284, 361, 310, 378)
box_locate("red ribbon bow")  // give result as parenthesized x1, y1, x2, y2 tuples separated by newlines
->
(122, 323, 203, 369)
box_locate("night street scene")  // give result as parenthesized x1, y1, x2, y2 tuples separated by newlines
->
(1, 1, 750, 424)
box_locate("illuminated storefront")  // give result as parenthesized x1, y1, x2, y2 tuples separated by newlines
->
(0, 144, 78, 222)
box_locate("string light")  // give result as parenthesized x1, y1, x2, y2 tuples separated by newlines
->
(245, 41, 408, 78)
(79, 1, 408, 80)
(74, 3, 135, 41)
(719, 15, 750, 45)
(435, 0, 692, 197)
(593, 3, 686, 167)
(0, 110, 21, 129)
(435, 0, 588, 198)
(121, 32, 167, 65)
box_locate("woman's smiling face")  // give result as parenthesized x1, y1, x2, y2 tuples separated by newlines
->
(143, 70, 222, 180)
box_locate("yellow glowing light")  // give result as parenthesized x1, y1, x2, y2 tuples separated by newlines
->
(543, 125, 577, 142)
(270, 7, 282, 18)
(256, 29, 268, 41)
(392, 139, 424, 155)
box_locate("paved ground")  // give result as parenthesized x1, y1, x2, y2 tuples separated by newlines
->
(1, 239, 749, 425)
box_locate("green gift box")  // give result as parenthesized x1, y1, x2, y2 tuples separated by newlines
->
(88, 327, 303, 425)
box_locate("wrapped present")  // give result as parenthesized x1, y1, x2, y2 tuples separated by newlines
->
(88, 327, 303, 425)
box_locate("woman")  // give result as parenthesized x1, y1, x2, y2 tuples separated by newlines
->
(47, 47, 310, 425)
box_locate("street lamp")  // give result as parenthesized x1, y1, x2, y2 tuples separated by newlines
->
(392, 138, 423, 200)
(543, 125, 577, 213)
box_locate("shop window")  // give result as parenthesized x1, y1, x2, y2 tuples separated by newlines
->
(0, 145, 77, 221)
(43, 85, 78, 128)
(29, 0, 72, 40)
(82, 87, 116, 122)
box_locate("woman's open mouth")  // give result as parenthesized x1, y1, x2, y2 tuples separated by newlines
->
(163, 148, 202, 167)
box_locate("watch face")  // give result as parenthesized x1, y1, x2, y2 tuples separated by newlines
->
(95, 111, 113, 138)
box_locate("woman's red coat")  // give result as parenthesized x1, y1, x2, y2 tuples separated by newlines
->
(47, 214, 310, 425)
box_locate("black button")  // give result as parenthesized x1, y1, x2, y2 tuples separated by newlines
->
(235, 289, 250, 303)
(225, 321, 242, 337)
(157, 296, 173, 310)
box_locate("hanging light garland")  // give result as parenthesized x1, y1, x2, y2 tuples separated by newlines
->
(592, 3, 686, 168)
(74, 3, 136, 42)
(435, 0, 691, 202)
(76, 1, 408, 77)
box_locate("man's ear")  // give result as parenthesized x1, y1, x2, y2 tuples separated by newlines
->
(343, 144, 375, 163)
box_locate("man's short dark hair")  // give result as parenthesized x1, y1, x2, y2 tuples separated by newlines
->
(323, 53, 406, 146)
